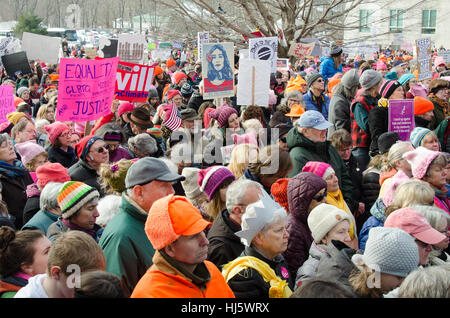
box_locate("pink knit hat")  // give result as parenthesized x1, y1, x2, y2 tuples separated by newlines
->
(45, 122, 70, 144)
(198, 166, 235, 200)
(15, 140, 46, 166)
(302, 161, 335, 180)
(203, 107, 215, 129)
(36, 162, 71, 188)
(232, 131, 258, 147)
(117, 102, 135, 117)
(402, 146, 441, 180)
(381, 170, 410, 207)
(376, 60, 387, 71)
(208, 104, 238, 128)
(434, 56, 446, 67)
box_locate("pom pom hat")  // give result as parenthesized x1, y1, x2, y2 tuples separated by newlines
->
(208, 104, 238, 128)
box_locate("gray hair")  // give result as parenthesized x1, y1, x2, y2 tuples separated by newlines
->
(225, 179, 262, 212)
(280, 90, 304, 107)
(35, 119, 50, 131)
(398, 265, 450, 298)
(40, 182, 64, 211)
(128, 133, 158, 157)
(0, 133, 10, 145)
(410, 205, 450, 230)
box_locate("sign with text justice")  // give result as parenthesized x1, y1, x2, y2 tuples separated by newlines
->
(57, 57, 119, 122)
(115, 60, 155, 102)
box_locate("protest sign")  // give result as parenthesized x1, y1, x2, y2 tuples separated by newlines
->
(202, 42, 234, 99)
(56, 57, 119, 122)
(159, 42, 171, 49)
(438, 50, 450, 64)
(172, 42, 183, 49)
(197, 32, 209, 60)
(21, 32, 61, 64)
(151, 49, 171, 61)
(0, 37, 21, 58)
(1, 51, 32, 77)
(249, 36, 278, 73)
(115, 60, 155, 103)
(416, 38, 433, 81)
(277, 58, 289, 71)
(0, 85, 15, 124)
(98, 37, 118, 58)
(148, 43, 156, 50)
(288, 42, 315, 59)
(237, 58, 271, 107)
(220, 144, 235, 165)
(118, 34, 147, 64)
(388, 99, 415, 141)
(298, 38, 322, 57)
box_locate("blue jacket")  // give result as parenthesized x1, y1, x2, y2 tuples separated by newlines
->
(319, 56, 343, 81)
(303, 90, 330, 120)
(22, 209, 59, 233)
(358, 198, 386, 252)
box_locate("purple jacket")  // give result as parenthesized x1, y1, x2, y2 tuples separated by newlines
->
(109, 146, 131, 163)
(283, 172, 327, 276)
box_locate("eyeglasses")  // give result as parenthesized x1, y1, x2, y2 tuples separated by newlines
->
(280, 137, 287, 143)
(313, 190, 327, 202)
(92, 146, 107, 153)
(316, 79, 324, 83)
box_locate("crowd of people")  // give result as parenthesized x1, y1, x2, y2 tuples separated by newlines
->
(0, 40, 449, 299)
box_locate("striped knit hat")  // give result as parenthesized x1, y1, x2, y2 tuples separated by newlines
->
(409, 127, 433, 148)
(57, 181, 100, 219)
(198, 166, 235, 200)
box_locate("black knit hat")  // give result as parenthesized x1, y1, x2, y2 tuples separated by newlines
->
(378, 132, 401, 154)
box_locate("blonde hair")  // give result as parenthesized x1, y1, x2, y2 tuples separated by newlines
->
(381, 141, 413, 173)
(228, 144, 259, 179)
(242, 118, 263, 136)
(24, 152, 48, 172)
(36, 103, 55, 123)
(385, 180, 435, 217)
(99, 159, 135, 195)
(206, 178, 233, 221)
(47, 231, 106, 276)
(348, 265, 384, 298)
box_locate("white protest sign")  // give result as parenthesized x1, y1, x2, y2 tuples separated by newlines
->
(237, 58, 271, 107)
(197, 32, 209, 60)
(438, 50, 450, 64)
(239, 49, 249, 59)
(220, 144, 235, 165)
(117, 34, 147, 64)
(277, 58, 289, 71)
(416, 38, 432, 81)
(249, 36, 278, 73)
(151, 49, 172, 61)
(21, 32, 61, 64)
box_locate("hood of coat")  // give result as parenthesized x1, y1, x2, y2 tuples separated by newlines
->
(287, 172, 327, 226)
(369, 197, 387, 222)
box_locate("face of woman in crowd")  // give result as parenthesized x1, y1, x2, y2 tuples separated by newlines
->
(337, 145, 352, 161)
(57, 129, 72, 148)
(211, 49, 224, 71)
(22, 236, 52, 276)
(227, 113, 240, 130)
(434, 217, 450, 250)
(421, 134, 440, 152)
(378, 69, 388, 77)
(325, 171, 340, 192)
(0, 138, 17, 164)
(21, 91, 30, 101)
(255, 218, 289, 259)
(321, 220, 351, 246)
(396, 158, 412, 177)
(424, 164, 447, 189)
(70, 133, 80, 148)
(380, 273, 404, 294)
(46, 106, 55, 122)
(88, 140, 109, 164)
(389, 86, 405, 99)
(171, 95, 183, 108)
(435, 87, 448, 101)
(32, 154, 48, 171)
(415, 238, 433, 265)
(70, 200, 99, 230)
(287, 96, 300, 108)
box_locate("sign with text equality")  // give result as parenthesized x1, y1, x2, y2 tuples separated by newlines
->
(288, 42, 315, 59)
(21, 32, 61, 64)
(388, 99, 414, 141)
(416, 38, 432, 81)
(0, 85, 15, 124)
(249, 36, 278, 73)
(115, 60, 154, 103)
(57, 57, 119, 122)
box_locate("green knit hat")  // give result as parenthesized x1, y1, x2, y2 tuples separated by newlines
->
(57, 181, 99, 219)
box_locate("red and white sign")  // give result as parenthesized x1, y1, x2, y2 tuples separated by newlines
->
(115, 60, 155, 103)
(288, 42, 316, 58)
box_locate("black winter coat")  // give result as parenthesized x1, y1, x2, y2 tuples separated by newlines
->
(207, 209, 244, 270)
(22, 195, 40, 225)
(47, 146, 78, 168)
(361, 170, 381, 213)
(227, 246, 294, 298)
(68, 159, 104, 196)
(368, 106, 388, 157)
(414, 115, 431, 129)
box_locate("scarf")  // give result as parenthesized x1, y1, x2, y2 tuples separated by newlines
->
(433, 187, 450, 213)
(222, 256, 292, 298)
(429, 95, 450, 118)
(61, 217, 98, 241)
(0, 160, 27, 178)
(312, 93, 324, 113)
(327, 190, 355, 239)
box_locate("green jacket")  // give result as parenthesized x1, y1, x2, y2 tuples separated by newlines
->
(99, 194, 155, 298)
(287, 127, 354, 209)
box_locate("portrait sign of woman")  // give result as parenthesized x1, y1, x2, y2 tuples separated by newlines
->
(203, 43, 234, 99)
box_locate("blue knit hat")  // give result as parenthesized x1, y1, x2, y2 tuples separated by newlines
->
(409, 127, 432, 148)
(398, 73, 416, 86)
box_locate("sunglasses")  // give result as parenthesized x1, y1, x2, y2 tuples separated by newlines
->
(313, 190, 327, 202)
(316, 79, 324, 83)
(93, 145, 107, 153)
(280, 137, 287, 143)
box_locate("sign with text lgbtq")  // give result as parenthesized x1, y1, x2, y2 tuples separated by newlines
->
(388, 99, 414, 141)
(57, 57, 119, 122)
(416, 38, 432, 81)
(0, 85, 15, 124)
(115, 61, 155, 103)
(249, 36, 278, 73)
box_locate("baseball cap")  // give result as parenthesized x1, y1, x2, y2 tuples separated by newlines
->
(297, 110, 332, 130)
(384, 207, 447, 245)
(125, 157, 185, 188)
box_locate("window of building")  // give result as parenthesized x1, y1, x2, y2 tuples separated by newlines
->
(360, 9, 373, 32)
(422, 10, 436, 34)
(390, 9, 403, 33)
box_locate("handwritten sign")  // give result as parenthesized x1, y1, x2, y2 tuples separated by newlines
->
(115, 60, 154, 103)
(288, 42, 315, 59)
(56, 57, 119, 122)
(118, 34, 147, 64)
(0, 37, 21, 58)
(151, 49, 171, 61)
(438, 50, 450, 64)
(388, 100, 415, 141)
(0, 85, 15, 124)
(249, 37, 278, 73)
(416, 38, 433, 81)
(197, 32, 209, 60)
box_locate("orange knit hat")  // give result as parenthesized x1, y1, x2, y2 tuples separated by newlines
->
(285, 104, 305, 117)
(271, 178, 290, 213)
(166, 57, 176, 68)
(145, 194, 211, 250)
(414, 96, 434, 115)
(154, 66, 163, 77)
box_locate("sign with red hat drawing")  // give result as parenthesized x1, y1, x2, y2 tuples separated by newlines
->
(288, 42, 315, 59)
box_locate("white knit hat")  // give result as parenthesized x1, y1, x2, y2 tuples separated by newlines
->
(307, 203, 351, 243)
(352, 227, 419, 278)
(181, 167, 203, 200)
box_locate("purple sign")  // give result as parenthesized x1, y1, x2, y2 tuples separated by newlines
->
(388, 99, 415, 141)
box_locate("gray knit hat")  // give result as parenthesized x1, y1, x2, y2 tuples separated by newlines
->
(341, 69, 360, 89)
(352, 227, 419, 278)
(359, 69, 382, 90)
(306, 72, 323, 88)
(329, 42, 343, 56)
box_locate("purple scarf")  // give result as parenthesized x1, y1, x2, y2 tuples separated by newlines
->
(61, 217, 98, 240)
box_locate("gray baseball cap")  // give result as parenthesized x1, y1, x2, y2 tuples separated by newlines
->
(125, 157, 185, 188)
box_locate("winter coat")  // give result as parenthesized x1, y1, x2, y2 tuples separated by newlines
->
(358, 198, 386, 252)
(188, 89, 210, 112)
(303, 90, 330, 120)
(350, 94, 378, 149)
(319, 56, 343, 81)
(328, 88, 352, 135)
(99, 194, 155, 298)
(284, 172, 327, 276)
(368, 106, 389, 157)
(345, 155, 363, 214)
(47, 146, 78, 168)
(22, 183, 41, 224)
(314, 240, 358, 296)
(435, 117, 450, 153)
(131, 251, 235, 298)
(225, 246, 293, 298)
(22, 209, 59, 234)
(68, 159, 104, 196)
(0, 275, 28, 298)
(287, 127, 354, 206)
(207, 209, 244, 270)
(415, 115, 431, 129)
(361, 168, 381, 212)
(295, 242, 327, 287)
(428, 96, 448, 130)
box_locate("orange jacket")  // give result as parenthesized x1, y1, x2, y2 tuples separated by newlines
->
(131, 251, 235, 298)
